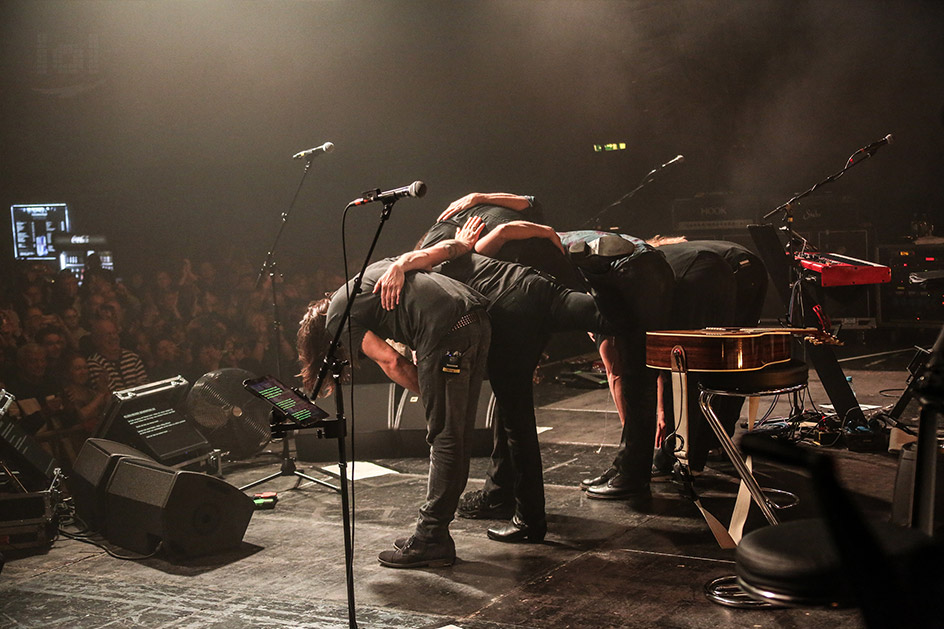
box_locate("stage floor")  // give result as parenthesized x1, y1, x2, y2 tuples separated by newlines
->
(1, 337, 934, 629)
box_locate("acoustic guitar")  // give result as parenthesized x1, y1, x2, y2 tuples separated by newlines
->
(645, 327, 836, 372)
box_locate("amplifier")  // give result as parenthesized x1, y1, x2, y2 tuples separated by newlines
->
(671, 194, 764, 233)
(878, 244, 944, 326)
(0, 490, 58, 552)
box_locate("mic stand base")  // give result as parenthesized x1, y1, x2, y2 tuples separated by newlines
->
(238, 433, 340, 493)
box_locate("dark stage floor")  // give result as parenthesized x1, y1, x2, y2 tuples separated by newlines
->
(2, 334, 939, 629)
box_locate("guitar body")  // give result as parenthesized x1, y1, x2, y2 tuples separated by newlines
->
(646, 328, 795, 372)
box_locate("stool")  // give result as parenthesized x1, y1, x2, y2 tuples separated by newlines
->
(704, 435, 944, 626)
(698, 359, 807, 542)
(706, 518, 933, 608)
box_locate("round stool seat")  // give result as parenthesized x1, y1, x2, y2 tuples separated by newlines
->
(700, 359, 808, 395)
(735, 518, 932, 606)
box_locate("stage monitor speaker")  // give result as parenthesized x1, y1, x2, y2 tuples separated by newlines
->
(0, 389, 59, 490)
(296, 383, 396, 461)
(393, 381, 495, 458)
(103, 457, 253, 557)
(95, 376, 211, 468)
(69, 438, 151, 532)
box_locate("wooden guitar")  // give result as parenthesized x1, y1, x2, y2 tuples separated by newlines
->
(646, 327, 837, 372)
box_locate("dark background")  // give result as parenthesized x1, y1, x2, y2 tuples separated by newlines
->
(1, 0, 942, 279)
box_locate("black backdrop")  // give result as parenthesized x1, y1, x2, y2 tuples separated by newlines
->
(1, 0, 942, 278)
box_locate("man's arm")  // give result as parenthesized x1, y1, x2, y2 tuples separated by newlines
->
(475, 220, 564, 257)
(360, 330, 420, 394)
(374, 216, 484, 310)
(437, 192, 533, 222)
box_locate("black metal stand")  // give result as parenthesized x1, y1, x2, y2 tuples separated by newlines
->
(911, 323, 944, 535)
(304, 196, 399, 629)
(748, 139, 893, 428)
(238, 429, 339, 493)
(242, 154, 339, 493)
(580, 156, 681, 229)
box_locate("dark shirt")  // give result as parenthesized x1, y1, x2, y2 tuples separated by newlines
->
(326, 258, 487, 361)
(435, 253, 532, 309)
(423, 203, 586, 291)
(659, 240, 756, 277)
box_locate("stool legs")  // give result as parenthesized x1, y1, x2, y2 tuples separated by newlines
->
(700, 391, 780, 528)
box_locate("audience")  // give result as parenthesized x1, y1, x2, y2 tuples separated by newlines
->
(0, 253, 331, 464)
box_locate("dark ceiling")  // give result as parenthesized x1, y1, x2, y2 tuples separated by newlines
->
(1, 0, 942, 277)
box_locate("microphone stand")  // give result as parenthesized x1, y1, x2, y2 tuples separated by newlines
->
(241, 154, 339, 493)
(580, 160, 675, 230)
(752, 140, 890, 431)
(309, 196, 400, 629)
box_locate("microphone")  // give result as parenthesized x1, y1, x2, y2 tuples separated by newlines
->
(659, 154, 685, 169)
(350, 181, 427, 206)
(863, 133, 894, 153)
(848, 134, 893, 164)
(645, 154, 685, 179)
(292, 142, 335, 160)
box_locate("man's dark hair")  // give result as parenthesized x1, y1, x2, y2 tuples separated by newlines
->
(296, 298, 332, 394)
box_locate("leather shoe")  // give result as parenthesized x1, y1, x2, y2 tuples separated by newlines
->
(586, 472, 652, 505)
(487, 515, 547, 543)
(580, 466, 618, 490)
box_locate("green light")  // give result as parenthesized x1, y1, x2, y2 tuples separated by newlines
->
(593, 143, 627, 152)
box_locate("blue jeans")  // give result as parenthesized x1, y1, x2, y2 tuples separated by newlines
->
(414, 314, 491, 541)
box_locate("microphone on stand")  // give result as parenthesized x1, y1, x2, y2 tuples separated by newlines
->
(292, 142, 335, 160)
(645, 154, 685, 178)
(847, 134, 893, 165)
(659, 154, 685, 169)
(350, 181, 427, 207)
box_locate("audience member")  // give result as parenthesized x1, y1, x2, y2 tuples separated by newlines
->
(86, 318, 149, 392)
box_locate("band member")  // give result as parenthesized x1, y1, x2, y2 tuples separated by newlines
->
(297, 221, 490, 569)
(378, 218, 617, 542)
(430, 194, 674, 508)
(654, 240, 769, 475)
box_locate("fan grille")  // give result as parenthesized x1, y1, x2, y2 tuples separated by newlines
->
(186, 369, 272, 460)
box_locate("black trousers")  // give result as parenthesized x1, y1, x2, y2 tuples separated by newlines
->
(660, 249, 769, 471)
(481, 274, 611, 522)
(583, 249, 675, 485)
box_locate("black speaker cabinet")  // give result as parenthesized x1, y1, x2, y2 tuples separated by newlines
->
(0, 389, 59, 490)
(296, 381, 495, 461)
(95, 376, 211, 468)
(103, 457, 253, 556)
(69, 438, 151, 532)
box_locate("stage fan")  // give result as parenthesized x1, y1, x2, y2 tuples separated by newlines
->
(185, 368, 272, 460)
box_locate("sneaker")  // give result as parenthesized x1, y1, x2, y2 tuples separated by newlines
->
(378, 535, 456, 569)
(457, 489, 514, 519)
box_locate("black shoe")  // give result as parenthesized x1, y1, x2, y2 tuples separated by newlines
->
(487, 515, 547, 543)
(457, 489, 514, 519)
(650, 462, 674, 482)
(580, 466, 618, 490)
(378, 535, 456, 569)
(586, 472, 652, 505)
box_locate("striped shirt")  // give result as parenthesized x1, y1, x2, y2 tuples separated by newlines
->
(87, 349, 149, 392)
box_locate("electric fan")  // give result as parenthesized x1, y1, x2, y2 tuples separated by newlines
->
(185, 368, 272, 460)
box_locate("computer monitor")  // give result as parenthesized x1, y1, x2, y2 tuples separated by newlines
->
(10, 203, 71, 261)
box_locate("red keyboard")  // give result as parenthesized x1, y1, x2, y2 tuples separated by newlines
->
(796, 252, 892, 287)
